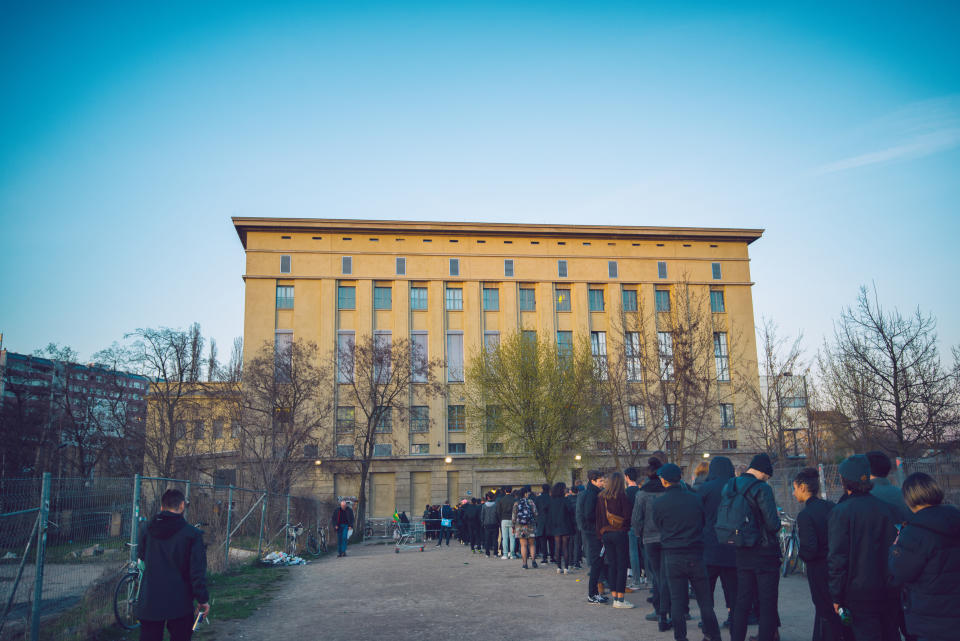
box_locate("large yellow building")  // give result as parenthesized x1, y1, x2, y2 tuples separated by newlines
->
(234, 218, 763, 515)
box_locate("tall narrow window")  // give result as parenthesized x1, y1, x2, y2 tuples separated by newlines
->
(518, 288, 536, 311)
(374, 407, 393, 432)
(342, 256, 352, 275)
(625, 332, 642, 381)
(591, 331, 608, 380)
(274, 331, 292, 383)
(622, 289, 638, 312)
(657, 332, 674, 380)
(336, 407, 355, 433)
(589, 288, 605, 311)
(447, 331, 464, 382)
(410, 406, 429, 432)
(410, 286, 428, 310)
(710, 290, 725, 313)
(337, 286, 356, 309)
(483, 287, 500, 311)
(276, 285, 294, 309)
(396, 257, 406, 275)
(193, 420, 205, 440)
(655, 289, 671, 312)
(484, 331, 500, 353)
(447, 405, 465, 431)
(504, 259, 514, 277)
(555, 288, 571, 311)
(712, 262, 722, 280)
(714, 332, 730, 382)
(608, 261, 618, 278)
(411, 332, 428, 383)
(373, 331, 392, 383)
(445, 287, 463, 310)
(449, 258, 460, 276)
(557, 331, 573, 357)
(558, 260, 568, 278)
(522, 330, 537, 345)
(628, 405, 645, 429)
(720, 403, 735, 429)
(657, 261, 667, 279)
(280, 255, 291, 273)
(373, 286, 392, 310)
(337, 331, 354, 383)
(663, 403, 676, 429)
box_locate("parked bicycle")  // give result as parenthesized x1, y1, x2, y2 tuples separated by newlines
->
(287, 522, 328, 557)
(778, 510, 803, 577)
(113, 558, 144, 630)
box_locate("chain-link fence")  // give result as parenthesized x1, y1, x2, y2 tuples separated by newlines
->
(0, 475, 335, 641)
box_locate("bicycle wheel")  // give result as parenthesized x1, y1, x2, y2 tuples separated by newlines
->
(318, 530, 327, 553)
(782, 537, 798, 577)
(306, 534, 320, 556)
(114, 573, 140, 630)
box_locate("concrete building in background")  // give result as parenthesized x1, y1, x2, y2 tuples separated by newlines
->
(230, 218, 764, 515)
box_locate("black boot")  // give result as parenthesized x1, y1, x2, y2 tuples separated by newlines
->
(658, 615, 672, 632)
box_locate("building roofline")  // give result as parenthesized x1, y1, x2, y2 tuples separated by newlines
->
(232, 217, 764, 249)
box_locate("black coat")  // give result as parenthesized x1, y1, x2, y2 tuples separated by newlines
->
(889, 504, 960, 640)
(533, 493, 551, 536)
(544, 495, 575, 536)
(331, 506, 355, 531)
(696, 456, 736, 567)
(652, 484, 705, 551)
(828, 493, 899, 604)
(797, 496, 834, 563)
(136, 512, 209, 621)
(576, 483, 600, 533)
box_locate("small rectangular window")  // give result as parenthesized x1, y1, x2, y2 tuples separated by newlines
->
(483, 287, 499, 311)
(374, 286, 392, 310)
(518, 288, 536, 311)
(410, 287, 428, 310)
(396, 257, 406, 275)
(303, 444, 318, 458)
(589, 288, 605, 312)
(486, 442, 504, 454)
(712, 262, 722, 280)
(710, 290, 725, 313)
(504, 259, 514, 277)
(558, 260, 568, 278)
(555, 288, 571, 312)
(448, 442, 466, 454)
(276, 285, 294, 309)
(622, 289, 638, 312)
(342, 256, 352, 275)
(445, 287, 463, 311)
(608, 261, 618, 278)
(447, 405, 465, 431)
(336, 444, 355, 458)
(449, 258, 460, 276)
(722, 440, 737, 450)
(337, 286, 356, 310)
(657, 261, 667, 279)
(655, 289, 671, 312)
(522, 330, 537, 345)
(280, 255, 291, 273)
(373, 443, 392, 457)
(411, 443, 430, 455)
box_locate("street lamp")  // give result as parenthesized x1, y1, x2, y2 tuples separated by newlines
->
(574, 454, 582, 462)
(444, 456, 453, 464)
(314, 459, 322, 466)
(702, 452, 710, 459)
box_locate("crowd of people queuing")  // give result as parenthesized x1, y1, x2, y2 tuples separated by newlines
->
(422, 450, 958, 641)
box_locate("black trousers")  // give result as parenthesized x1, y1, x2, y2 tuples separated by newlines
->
(707, 564, 738, 616)
(664, 550, 721, 641)
(644, 541, 671, 616)
(806, 559, 846, 641)
(571, 530, 583, 564)
(731, 548, 781, 641)
(601, 530, 629, 593)
(584, 531, 606, 596)
(483, 524, 499, 555)
(140, 614, 193, 641)
(846, 597, 899, 641)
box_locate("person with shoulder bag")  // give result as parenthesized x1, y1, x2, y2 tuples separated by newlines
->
(596, 472, 634, 609)
(512, 486, 539, 568)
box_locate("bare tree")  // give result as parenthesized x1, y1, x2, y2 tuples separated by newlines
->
(333, 334, 444, 535)
(465, 331, 602, 484)
(819, 286, 960, 457)
(224, 337, 243, 383)
(206, 338, 219, 383)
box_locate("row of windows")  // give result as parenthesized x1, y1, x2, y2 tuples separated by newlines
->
(594, 439, 737, 452)
(175, 420, 240, 440)
(333, 441, 466, 458)
(279, 255, 725, 281)
(316, 284, 726, 314)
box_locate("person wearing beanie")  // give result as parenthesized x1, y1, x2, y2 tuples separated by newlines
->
(827, 455, 900, 641)
(697, 455, 738, 631)
(727, 454, 782, 641)
(865, 451, 910, 523)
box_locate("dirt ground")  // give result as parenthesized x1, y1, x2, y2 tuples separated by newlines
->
(213, 541, 817, 641)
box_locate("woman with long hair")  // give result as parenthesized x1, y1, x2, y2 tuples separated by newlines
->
(512, 486, 539, 569)
(546, 481, 574, 573)
(596, 471, 634, 607)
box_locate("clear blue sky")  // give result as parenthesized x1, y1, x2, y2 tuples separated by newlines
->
(1, 1, 958, 364)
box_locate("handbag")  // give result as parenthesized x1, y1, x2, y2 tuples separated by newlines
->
(440, 508, 452, 528)
(604, 497, 625, 530)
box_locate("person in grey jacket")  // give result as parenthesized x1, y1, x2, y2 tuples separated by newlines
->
(865, 451, 910, 523)
(633, 457, 671, 631)
(480, 493, 500, 557)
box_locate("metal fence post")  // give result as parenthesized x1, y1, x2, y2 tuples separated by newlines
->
(225, 485, 234, 569)
(184, 480, 191, 517)
(285, 494, 291, 550)
(29, 472, 51, 641)
(818, 464, 827, 499)
(257, 492, 267, 559)
(130, 474, 141, 564)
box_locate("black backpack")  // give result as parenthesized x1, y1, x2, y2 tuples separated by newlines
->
(714, 477, 765, 547)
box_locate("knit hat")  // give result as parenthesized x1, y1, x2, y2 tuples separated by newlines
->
(749, 453, 774, 477)
(839, 455, 871, 483)
(658, 463, 682, 484)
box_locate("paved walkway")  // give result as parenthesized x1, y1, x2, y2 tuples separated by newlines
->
(218, 542, 816, 640)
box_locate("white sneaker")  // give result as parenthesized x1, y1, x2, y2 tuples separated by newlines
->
(501, 555, 508, 560)
(556, 568, 562, 574)
(612, 600, 635, 609)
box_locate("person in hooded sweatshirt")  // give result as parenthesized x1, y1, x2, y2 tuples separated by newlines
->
(889, 472, 960, 641)
(136, 489, 209, 641)
(697, 455, 738, 630)
(633, 456, 672, 631)
(480, 492, 500, 557)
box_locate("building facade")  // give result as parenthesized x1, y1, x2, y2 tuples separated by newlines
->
(233, 218, 764, 515)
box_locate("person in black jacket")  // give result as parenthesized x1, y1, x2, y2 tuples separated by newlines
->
(136, 489, 209, 641)
(466, 498, 483, 553)
(793, 468, 846, 641)
(566, 485, 583, 568)
(828, 455, 900, 641)
(697, 455, 738, 629)
(534, 483, 553, 563)
(577, 470, 609, 604)
(889, 472, 960, 641)
(331, 500, 355, 557)
(437, 500, 454, 546)
(545, 482, 574, 573)
(653, 463, 722, 641)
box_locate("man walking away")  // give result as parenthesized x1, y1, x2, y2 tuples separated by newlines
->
(633, 457, 672, 631)
(437, 500, 454, 546)
(722, 453, 781, 641)
(828, 455, 900, 641)
(534, 483, 552, 563)
(331, 500, 354, 557)
(480, 493, 500, 557)
(793, 468, 846, 641)
(137, 489, 209, 641)
(624, 467, 643, 589)
(567, 485, 583, 568)
(468, 498, 483, 552)
(697, 455, 738, 630)
(496, 486, 517, 559)
(577, 470, 608, 604)
(653, 464, 722, 641)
